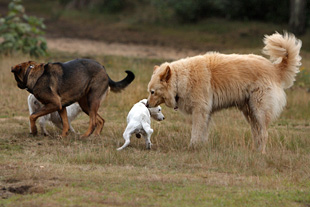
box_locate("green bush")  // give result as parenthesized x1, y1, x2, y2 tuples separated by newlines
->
(0, 0, 47, 57)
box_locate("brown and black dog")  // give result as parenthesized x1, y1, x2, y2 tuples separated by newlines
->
(11, 59, 135, 138)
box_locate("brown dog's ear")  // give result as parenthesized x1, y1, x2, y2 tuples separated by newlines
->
(44, 63, 51, 70)
(11, 65, 20, 73)
(160, 65, 171, 82)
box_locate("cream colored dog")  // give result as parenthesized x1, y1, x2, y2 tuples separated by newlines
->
(146, 32, 301, 153)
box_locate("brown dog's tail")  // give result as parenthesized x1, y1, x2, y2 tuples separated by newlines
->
(108, 70, 135, 92)
(262, 32, 302, 89)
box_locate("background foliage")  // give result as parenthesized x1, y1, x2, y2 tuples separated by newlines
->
(56, 0, 309, 24)
(0, 0, 47, 57)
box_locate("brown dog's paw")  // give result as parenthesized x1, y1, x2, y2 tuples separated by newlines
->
(61, 130, 69, 137)
(31, 130, 38, 136)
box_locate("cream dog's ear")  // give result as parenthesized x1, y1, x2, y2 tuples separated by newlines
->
(153, 65, 159, 71)
(160, 65, 171, 82)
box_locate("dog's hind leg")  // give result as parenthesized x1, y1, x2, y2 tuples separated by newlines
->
(117, 125, 134, 150)
(93, 114, 105, 136)
(78, 96, 95, 138)
(79, 85, 108, 138)
(82, 98, 101, 138)
(82, 111, 97, 138)
(242, 101, 270, 154)
(93, 90, 108, 136)
(68, 122, 76, 133)
(142, 122, 153, 149)
(58, 107, 70, 137)
(38, 117, 49, 136)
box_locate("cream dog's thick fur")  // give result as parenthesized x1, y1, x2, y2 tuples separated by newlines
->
(146, 32, 302, 153)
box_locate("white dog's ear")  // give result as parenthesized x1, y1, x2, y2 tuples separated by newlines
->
(140, 99, 147, 105)
(160, 65, 171, 82)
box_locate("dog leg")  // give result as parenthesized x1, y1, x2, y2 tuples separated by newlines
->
(78, 96, 94, 138)
(242, 103, 269, 154)
(38, 117, 49, 136)
(28, 99, 35, 134)
(69, 122, 76, 133)
(82, 104, 99, 138)
(142, 123, 153, 149)
(189, 109, 210, 148)
(58, 107, 70, 137)
(82, 112, 96, 137)
(249, 117, 268, 154)
(66, 114, 76, 133)
(252, 113, 269, 154)
(93, 114, 105, 136)
(94, 90, 108, 136)
(78, 96, 101, 138)
(117, 126, 133, 150)
(29, 103, 61, 136)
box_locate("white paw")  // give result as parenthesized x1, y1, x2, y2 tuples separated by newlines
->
(146, 142, 152, 150)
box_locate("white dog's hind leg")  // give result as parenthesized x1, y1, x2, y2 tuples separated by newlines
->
(38, 117, 49, 136)
(142, 123, 153, 149)
(117, 126, 133, 151)
(68, 121, 76, 133)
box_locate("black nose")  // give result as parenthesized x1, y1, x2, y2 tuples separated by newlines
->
(145, 102, 149, 107)
(163, 117, 165, 120)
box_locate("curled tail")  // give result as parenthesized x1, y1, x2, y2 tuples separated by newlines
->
(262, 32, 302, 89)
(108, 70, 135, 92)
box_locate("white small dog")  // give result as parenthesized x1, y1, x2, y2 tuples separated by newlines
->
(117, 99, 165, 150)
(27, 94, 82, 136)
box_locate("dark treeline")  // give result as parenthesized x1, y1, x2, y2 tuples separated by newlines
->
(58, 0, 308, 23)
(50, 0, 310, 35)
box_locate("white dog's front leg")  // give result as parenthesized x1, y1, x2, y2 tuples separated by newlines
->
(190, 109, 211, 148)
(142, 123, 153, 149)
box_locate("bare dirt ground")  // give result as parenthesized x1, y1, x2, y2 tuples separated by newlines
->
(46, 37, 201, 60)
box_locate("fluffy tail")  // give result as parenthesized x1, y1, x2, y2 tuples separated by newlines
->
(108, 70, 135, 92)
(262, 32, 302, 89)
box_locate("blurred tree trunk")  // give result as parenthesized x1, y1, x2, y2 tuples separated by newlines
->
(289, 0, 307, 35)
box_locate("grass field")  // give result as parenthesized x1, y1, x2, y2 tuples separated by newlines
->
(0, 4, 310, 204)
(0, 46, 310, 206)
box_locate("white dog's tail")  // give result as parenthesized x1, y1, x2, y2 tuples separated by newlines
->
(262, 32, 302, 89)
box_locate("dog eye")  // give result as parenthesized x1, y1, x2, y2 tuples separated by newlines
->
(158, 109, 161, 112)
(151, 90, 155, 95)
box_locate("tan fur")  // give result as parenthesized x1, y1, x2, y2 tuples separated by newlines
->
(147, 32, 302, 153)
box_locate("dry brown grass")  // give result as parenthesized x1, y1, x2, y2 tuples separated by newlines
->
(1, 51, 310, 206)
